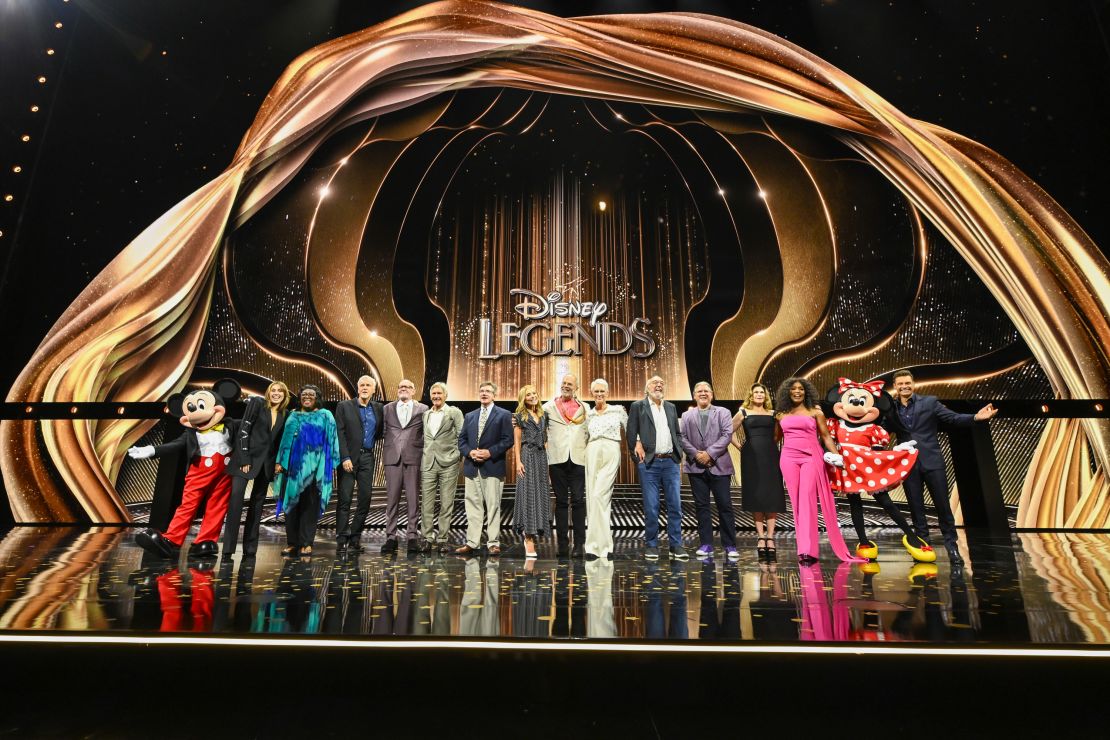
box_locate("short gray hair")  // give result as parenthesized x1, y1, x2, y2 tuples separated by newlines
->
(693, 381, 712, 394)
(590, 378, 609, 392)
(644, 375, 665, 393)
(429, 381, 448, 396)
(479, 380, 498, 393)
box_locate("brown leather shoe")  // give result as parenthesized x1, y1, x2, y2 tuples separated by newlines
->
(487, 545, 501, 557)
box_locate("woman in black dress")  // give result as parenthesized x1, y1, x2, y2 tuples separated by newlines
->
(731, 382, 785, 559)
(512, 384, 552, 558)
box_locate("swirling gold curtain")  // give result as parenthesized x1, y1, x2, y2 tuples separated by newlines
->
(3, 0, 1107, 523)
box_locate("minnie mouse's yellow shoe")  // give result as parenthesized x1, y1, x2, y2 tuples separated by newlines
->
(902, 535, 937, 563)
(907, 562, 939, 581)
(857, 561, 881, 575)
(855, 541, 879, 560)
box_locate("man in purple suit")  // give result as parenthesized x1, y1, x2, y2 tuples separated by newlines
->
(680, 381, 739, 560)
(381, 378, 428, 555)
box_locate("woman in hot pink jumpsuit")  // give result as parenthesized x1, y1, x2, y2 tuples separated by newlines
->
(775, 377, 862, 563)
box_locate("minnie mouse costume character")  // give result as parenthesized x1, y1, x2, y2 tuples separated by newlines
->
(128, 379, 247, 559)
(825, 378, 935, 563)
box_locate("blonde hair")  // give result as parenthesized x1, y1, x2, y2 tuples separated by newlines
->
(742, 382, 773, 411)
(266, 381, 291, 412)
(515, 384, 540, 416)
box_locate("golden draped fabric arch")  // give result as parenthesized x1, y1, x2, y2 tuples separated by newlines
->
(2, 0, 1108, 523)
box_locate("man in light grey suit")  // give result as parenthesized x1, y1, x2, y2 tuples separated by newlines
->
(381, 378, 428, 555)
(420, 381, 464, 553)
(543, 374, 588, 557)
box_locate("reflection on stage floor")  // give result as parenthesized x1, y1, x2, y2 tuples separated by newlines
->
(0, 526, 1104, 647)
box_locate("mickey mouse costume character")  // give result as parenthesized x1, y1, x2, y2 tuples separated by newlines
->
(128, 379, 247, 559)
(824, 378, 935, 563)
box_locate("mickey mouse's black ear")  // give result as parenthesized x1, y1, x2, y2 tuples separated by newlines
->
(825, 385, 841, 404)
(211, 378, 241, 405)
(167, 393, 186, 418)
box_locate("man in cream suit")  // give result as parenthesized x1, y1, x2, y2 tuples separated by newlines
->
(543, 374, 588, 558)
(420, 381, 464, 553)
(381, 378, 428, 555)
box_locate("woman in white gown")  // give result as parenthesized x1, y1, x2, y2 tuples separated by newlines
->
(583, 378, 627, 560)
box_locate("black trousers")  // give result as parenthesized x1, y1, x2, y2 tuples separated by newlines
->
(689, 471, 737, 547)
(222, 467, 272, 556)
(335, 449, 376, 544)
(903, 465, 958, 546)
(549, 460, 586, 546)
(285, 483, 321, 548)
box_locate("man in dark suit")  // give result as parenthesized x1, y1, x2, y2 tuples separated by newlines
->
(222, 382, 288, 556)
(335, 375, 385, 554)
(887, 369, 998, 565)
(627, 375, 686, 561)
(381, 378, 428, 554)
(456, 380, 514, 557)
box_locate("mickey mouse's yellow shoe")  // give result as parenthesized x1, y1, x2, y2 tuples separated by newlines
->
(902, 535, 937, 563)
(907, 562, 939, 581)
(855, 541, 879, 560)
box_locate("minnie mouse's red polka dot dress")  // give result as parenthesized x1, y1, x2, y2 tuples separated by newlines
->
(826, 419, 919, 495)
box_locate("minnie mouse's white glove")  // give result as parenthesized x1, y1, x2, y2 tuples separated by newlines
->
(128, 445, 155, 460)
(893, 440, 918, 452)
(823, 452, 844, 468)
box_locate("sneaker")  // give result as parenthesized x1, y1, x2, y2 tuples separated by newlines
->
(644, 546, 660, 560)
(725, 546, 740, 560)
(695, 544, 713, 558)
(671, 546, 689, 560)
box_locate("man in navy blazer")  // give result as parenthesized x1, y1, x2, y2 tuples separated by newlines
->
(456, 380, 514, 557)
(680, 382, 739, 561)
(887, 369, 997, 565)
(627, 375, 686, 560)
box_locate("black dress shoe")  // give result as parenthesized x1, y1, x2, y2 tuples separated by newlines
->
(136, 529, 179, 559)
(556, 544, 570, 558)
(571, 544, 584, 559)
(945, 543, 964, 565)
(348, 541, 364, 554)
(407, 539, 421, 555)
(188, 540, 219, 558)
(380, 539, 398, 554)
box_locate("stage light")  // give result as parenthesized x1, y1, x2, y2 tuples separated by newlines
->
(319, 186, 331, 198)
(163, 405, 170, 414)
(46, 49, 54, 55)
(21, 135, 30, 142)
(116, 406, 125, 415)
(12, 166, 21, 173)
(614, 113, 624, 120)
(758, 190, 768, 199)
(29, 105, 37, 112)
(1097, 403, 1105, 412)
(24, 406, 32, 414)
(69, 406, 78, 414)
(3, 195, 12, 202)
(37, 76, 46, 83)
(717, 188, 725, 196)
(339, 157, 349, 166)
(1041, 404, 1050, 413)
(598, 200, 607, 211)
(54, 21, 62, 28)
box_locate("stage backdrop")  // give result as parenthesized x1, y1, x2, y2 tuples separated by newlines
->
(2, 2, 1108, 526)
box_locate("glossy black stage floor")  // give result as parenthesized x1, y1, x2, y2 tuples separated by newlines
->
(3, 524, 1109, 736)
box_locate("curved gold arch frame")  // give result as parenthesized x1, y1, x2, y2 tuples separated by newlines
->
(2, 0, 1107, 523)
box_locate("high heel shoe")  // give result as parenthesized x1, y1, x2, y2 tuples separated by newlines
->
(757, 537, 769, 560)
(765, 537, 777, 562)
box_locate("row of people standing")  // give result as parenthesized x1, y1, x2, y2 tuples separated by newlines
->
(220, 369, 993, 566)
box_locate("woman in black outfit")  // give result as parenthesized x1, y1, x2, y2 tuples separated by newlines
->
(731, 382, 786, 559)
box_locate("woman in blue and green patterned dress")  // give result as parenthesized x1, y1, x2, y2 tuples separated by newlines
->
(273, 384, 340, 557)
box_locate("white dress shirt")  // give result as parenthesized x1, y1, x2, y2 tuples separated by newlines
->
(649, 400, 672, 454)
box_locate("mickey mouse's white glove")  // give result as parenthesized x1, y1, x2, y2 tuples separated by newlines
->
(128, 445, 155, 460)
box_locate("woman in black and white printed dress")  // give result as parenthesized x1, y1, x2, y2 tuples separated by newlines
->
(513, 384, 552, 558)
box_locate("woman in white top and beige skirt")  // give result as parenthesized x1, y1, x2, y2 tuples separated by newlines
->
(584, 378, 628, 560)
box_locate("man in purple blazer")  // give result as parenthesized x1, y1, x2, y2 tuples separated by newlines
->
(381, 378, 428, 555)
(680, 381, 739, 560)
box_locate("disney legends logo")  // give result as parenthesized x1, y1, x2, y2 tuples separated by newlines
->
(478, 288, 656, 359)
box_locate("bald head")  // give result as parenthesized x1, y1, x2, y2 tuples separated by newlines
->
(559, 374, 578, 400)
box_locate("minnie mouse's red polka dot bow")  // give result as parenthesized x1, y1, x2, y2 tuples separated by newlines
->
(838, 378, 885, 396)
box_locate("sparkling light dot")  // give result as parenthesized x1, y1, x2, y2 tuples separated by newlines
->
(55, 22, 63, 28)
(47, 49, 55, 55)
(12, 166, 21, 173)
(598, 201, 607, 212)
(758, 190, 768, 199)
(21, 135, 30, 142)
(319, 186, 331, 198)
(30, 105, 39, 112)
(3, 195, 13, 202)
(37, 76, 46, 83)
